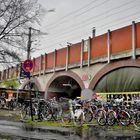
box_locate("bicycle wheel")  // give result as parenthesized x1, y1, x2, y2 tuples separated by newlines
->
(20, 106, 30, 120)
(129, 110, 137, 124)
(43, 108, 54, 121)
(84, 110, 93, 123)
(61, 111, 72, 124)
(134, 111, 140, 128)
(74, 109, 85, 126)
(0, 98, 6, 108)
(118, 110, 130, 126)
(74, 115, 84, 126)
(107, 110, 116, 126)
(96, 110, 106, 126)
(51, 108, 60, 121)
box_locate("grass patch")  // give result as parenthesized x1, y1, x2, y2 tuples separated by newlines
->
(0, 109, 136, 131)
(106, 124, 135, 130)
(24, 119, 90, 129)
(0, 109, 21, 122)
(24, 119, 135, 131)
(25, 119, 62, 127)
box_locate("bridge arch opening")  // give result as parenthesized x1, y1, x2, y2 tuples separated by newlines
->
(89, 59, 140, 91)
(47, 76, 81, 100)
(94, 67, 140, 92)
(19, 78, 43, 99)
(92, 67, 140, 105)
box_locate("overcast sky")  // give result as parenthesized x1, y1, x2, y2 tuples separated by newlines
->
(30, 0, 140, 58)
(0, 0, 140, 70)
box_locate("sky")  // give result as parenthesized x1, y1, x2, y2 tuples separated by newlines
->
(29, 0, 140, 58)
(1, 0, 140, 70)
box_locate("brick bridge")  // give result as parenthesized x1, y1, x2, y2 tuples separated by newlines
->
(0, 21, 140, 100)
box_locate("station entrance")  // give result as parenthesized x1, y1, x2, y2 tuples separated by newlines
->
(47, 76, 81, 100)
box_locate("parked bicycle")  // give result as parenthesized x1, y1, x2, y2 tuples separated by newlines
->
(61, 97, 85, 125)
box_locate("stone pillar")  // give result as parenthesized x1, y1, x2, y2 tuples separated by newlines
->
(88, 37, 91, 67)
(80, 39, 84, 68)
(107, 30, 111, 63)
(66, 45, 69, 71)
(132, 21, 136, 59)
(54, 49, 56, 72)
(44, 53, 47, 74)
(39, 54, 42, 75)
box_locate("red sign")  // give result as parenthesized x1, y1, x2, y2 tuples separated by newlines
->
(22, 59, 33, 72)
(81, 74, 89, 81)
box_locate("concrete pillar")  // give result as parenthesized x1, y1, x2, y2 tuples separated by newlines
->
(66, 45, 69, 71)
(32, 58, 35, 76)
(107, 30, 111, 63)
(132, 21, 136, 59)
(44, 53, 47, 74)
(54, 49, 56, 72)
(39, 55, 42, 75)
(88, 37, 91, 67)
(80, 39, 84, 68)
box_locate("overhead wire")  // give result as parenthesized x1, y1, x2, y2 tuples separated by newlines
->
(47, 0, 110, 31)
(34, 0, 140, 55)
(38, 11, 140, 53)
(46, 0, 133, 30)
(38, 5, 140, 51)
(97, 10, 140, 31)
(46, 0, 98, 28)
(73, 0, 110, 18)
(47, 0, 136, 39)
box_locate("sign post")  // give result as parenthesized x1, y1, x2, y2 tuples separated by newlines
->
(22, 59, 33, 121)
(20, 67, 30, 79)
(22, 59, 33, 73)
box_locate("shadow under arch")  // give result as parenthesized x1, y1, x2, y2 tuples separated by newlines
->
(45, 71, 85, 99)
(20, 77, 42, 91)
(89, 59, 140, 90)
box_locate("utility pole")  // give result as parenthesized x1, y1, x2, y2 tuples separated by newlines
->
(27, 27, 43, 59)
(92, 27, 96, 38)
(27, 27, 32, 59)
(27, 27, 33, 121)
(26, 27, 45, 121)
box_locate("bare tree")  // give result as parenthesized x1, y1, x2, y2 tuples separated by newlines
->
(0, 0, 45, 68)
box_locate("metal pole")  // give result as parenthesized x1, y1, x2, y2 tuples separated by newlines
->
(27, 27, 32, 59)
(27, 27, 33, 121)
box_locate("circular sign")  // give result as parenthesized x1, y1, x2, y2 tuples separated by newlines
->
(22, 59, 33, 72)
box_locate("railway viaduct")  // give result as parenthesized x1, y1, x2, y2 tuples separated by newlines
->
(0, 21, 140, 100)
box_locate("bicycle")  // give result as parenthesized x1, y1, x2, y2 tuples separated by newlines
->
(61, 98, 85, 125)
(83, 100, 106, 125)
(0, 97, 6, 109)
(107, 103, 130, 126)
(20, 99, 38, 120)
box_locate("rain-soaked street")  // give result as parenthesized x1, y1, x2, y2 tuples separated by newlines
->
(0, 120, 140, 140)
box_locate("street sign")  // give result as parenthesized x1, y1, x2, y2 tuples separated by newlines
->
(20, 67, 30, 78)
(22, 59, 33, 72)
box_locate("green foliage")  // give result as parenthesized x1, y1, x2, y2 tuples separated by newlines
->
(25, 120, 62, 127)
(0, 77, 19, 88)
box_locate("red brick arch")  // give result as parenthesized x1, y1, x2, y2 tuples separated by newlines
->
(45, 71, 85, 99)
(89, 59, 140, 90)
(20, 77, 42, 91)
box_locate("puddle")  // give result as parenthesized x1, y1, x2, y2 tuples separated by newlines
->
(0, 120, 140, 140)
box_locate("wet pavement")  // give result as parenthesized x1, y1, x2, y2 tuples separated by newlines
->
(0, 120, 139, 140)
